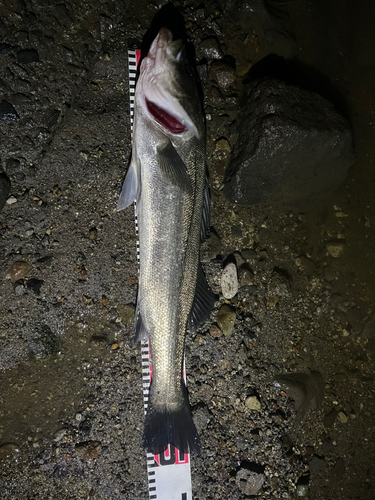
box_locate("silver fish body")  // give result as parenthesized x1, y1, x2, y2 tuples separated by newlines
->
(118, 28, 214, 455)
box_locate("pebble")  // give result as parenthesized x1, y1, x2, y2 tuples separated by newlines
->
(6, 195, 17, 205)
(0, 443, 21, 460)
(221, 262, 238, 299)
(238, 264, 254, 287)
(236, 469, 265, 495)
(209, 61, 236, 90)
(89, 227, 98, 240)
(209, 324, 223, 338)
(197, 36, 223, 60)
(337, 411, 348, 423)
(215, 138, 231, 152)
(11, 261, 31, 280)
(216, 304, 236, 337)
(75, 440, 102, 460)
(245, 395, 261, 411)
(53, 429, 67, 442)
(326, 241, 345, 258)
(14, 280, 25, 295)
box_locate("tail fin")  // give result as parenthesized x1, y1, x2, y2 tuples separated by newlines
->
(143, 384, 200, 456)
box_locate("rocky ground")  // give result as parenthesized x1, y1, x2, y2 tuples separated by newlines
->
(0, 0, 374, 499)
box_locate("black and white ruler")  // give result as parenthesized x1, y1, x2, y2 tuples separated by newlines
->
(127, 44, 193, 500)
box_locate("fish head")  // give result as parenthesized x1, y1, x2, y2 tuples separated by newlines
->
(137, 28, 203, 139)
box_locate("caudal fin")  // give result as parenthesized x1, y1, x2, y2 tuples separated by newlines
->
(143, 384, 200, 456)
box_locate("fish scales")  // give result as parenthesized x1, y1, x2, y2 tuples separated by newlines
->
(117, 28, 214, 455)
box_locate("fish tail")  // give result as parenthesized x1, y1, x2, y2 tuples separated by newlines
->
(143, 383, 200, 456)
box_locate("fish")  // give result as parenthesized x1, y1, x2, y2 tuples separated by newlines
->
(117, 27, 215, 455)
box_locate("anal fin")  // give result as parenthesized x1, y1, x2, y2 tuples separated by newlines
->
(188, 263, 216, 333)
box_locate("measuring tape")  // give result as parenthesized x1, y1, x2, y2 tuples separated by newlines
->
(127, 43, 193, 500)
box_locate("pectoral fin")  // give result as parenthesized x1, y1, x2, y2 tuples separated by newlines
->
(156, 140, 191, 192)
(200, 175, 210, 240)
(117, 156, 141, 211)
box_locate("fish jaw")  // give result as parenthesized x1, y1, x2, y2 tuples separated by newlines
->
(136, 28, 200, 139)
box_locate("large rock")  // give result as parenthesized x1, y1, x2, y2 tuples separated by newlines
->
(224, 78, 355, 207)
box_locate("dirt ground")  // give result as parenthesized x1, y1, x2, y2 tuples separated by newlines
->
(0, 0, 374, 499)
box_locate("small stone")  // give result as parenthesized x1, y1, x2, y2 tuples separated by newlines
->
(75, 441, 102, 460)
(215, 138, 231, 152)
(337, 411, 348, 423)
(14, 280, 25, 295)
(53, 429, 67, 442)
(117, 304, 135, 325)
(26, 278, 44, 296)
(89, 227, 98, 240)
(197, 36, 223, 60)
(209, 324, 223, 338)
(209, 61, 236, 90)
(221, 262, 238, 299)
(236, 469, 265, 495)
(245, 396, 261, 411)
(6, 195, 17, 205)
(238, 264, 254, 287)
(11, 261, 31, 280)
(326, 241, 345, 258)
(216, 304, 236, 337)
(0, 443, 21, 460)
(111, 343, 119, 350)
(75, 413, 83, 421)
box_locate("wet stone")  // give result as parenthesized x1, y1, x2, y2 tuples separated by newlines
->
(11, 261, 31, 280)
(53, 429, 67, 442)
(209, 61, 236, 90)
(0, 100, 19, 121)
(221, 262, 238, 299)
(216, 304, 236, 337)
(0, 173, 11, 211)
(197, 36, 223, 60)
(236, 469, 265, 495)
(17, 49, 39, 64)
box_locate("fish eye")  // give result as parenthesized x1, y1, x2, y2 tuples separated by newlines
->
(185, 64, 194, 77)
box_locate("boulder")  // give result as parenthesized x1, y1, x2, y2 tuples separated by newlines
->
(224, 78, 354, 207)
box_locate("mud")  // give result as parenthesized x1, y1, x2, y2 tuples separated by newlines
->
(0, 1, 374, 499)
